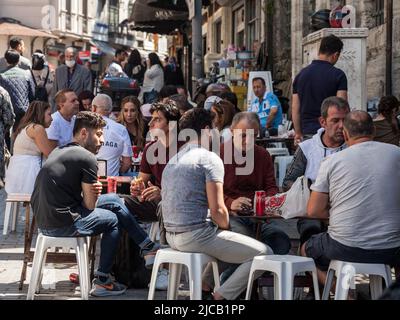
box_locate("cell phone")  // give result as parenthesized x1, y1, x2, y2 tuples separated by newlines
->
(97, 160, 107, 178)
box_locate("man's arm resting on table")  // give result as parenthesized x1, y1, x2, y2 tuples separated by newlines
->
(82, 182, 98, 210)
(120, 156, 132, 174)
(307, 191, 329, 220)
(206, 181, 230, 230)
(282, 147, 307, 192)
(266, 107, 278, 129)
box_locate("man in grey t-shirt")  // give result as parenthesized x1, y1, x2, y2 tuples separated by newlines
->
(162, 108, 272, 300)
(301, 111, 400, 286)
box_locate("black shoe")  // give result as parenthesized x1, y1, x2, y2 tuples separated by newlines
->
(202, 290, 213, 300)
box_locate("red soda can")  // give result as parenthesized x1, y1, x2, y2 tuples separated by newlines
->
(69, 272, 79, 284)
(132, 145, 139, 159)
(107, 177, 117, 193)
(254, 191, 267, 216)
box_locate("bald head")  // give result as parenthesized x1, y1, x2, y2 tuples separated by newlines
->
(344, 111, 374, 139)
(92, 94, 113, 115)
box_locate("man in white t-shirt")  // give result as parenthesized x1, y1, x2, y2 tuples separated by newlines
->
(106, 49, 128, 78)
(92, 94, 132, 176)
(46, 89, 79, 148)
(301, 111, 400, 286)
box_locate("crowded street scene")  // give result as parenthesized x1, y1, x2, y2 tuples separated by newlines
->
(0, 0, 400, 310)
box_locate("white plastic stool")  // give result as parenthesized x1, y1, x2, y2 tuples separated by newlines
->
(148, 248, 220, 300)
(245, 255, 320, 300)
(27, 233, 90, 300)
(274, 156, 294, 187)
(3, 193, 31, 235)
(322, 260, 393, 300)
(267, 148, 290, 157)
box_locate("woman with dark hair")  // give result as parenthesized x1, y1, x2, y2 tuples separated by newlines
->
(139, 52, 164, 104)
(373, 96, 400, 146)
(5, 101, 55, 194)
(124, 49, 146, 84)
(211, 100, 236, 143)
(118, 96, 148, 151)
(78, 90, 95, 111)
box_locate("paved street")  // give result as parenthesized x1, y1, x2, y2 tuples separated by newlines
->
(0, 188, 376, 300)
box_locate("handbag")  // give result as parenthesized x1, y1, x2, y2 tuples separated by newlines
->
(265, 176, 310, 219)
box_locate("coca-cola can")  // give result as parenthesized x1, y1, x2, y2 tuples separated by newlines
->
(107, 177, 117, 193)
(254, 191, 267, 216)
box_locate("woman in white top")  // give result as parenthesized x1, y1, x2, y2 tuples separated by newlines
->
(139, 52, 164, 104)
(5, 101, 55, 194)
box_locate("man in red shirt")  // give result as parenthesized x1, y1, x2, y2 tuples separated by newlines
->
(126, 102, 182, 225)
(221, 111, 291, 255)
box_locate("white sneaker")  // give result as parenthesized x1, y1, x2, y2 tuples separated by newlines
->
(155, 269, 169, 291)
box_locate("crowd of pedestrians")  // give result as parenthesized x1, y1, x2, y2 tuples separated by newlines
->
(0, 34, 399, 300)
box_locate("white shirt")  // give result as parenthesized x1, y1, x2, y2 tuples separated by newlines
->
(107, 61, 127, 77)
(46, 111, 75, 147)
(97, 117, 133, 177)
(312, 141, 400, 250)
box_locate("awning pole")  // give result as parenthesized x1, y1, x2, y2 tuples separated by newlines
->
(191, 0, 203, 91)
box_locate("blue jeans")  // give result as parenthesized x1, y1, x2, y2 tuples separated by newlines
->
(40, 194, 151, 275)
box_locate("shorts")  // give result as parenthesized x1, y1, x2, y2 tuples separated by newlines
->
(305, 233, 400, 271)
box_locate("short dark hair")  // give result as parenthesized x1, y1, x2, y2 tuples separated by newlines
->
(150, 102, 181, 123)
(73, 111, 106, 136)
(321, 96, 350, 119)
(252, 77, 266, 86)
(344, 111, 374, 138)
(168, 94, 193, 113)
(115, 49, 126, 57)
(319, 34, 344, 56)
(5, 49, 20, 65)
(158, 85, 178, 100)
(179, 108, 214, 136)
(9, 37, 23, 50)
(220, 92, 238, 109)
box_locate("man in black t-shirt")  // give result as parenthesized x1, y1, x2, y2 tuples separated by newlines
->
(292, 34, 348, 144)
(31, 111, 161, 297)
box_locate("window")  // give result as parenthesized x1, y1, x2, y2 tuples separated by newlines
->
(82, 0, 88, 34)
(109, 0, 119, 34)
(372, 0, 385, 27)
(233, 6, 245, 49)
(215, 20, 222, 53)
(203, 36, 207, 56)
(247, 0, 257, 50)
(65, 0, 71, 30)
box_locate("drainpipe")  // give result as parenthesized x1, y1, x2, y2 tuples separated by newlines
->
(386, 0, 393, 96)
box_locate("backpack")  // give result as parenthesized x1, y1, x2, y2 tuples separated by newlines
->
(31, 68, 49, 102)
(112, 230, 152, 288)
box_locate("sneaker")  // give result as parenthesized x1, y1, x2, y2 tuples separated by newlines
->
(90, 277, 127, 297)
(155, 269, 169, 291)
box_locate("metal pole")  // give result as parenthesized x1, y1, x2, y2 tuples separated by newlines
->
(192, 0, 203, 92)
